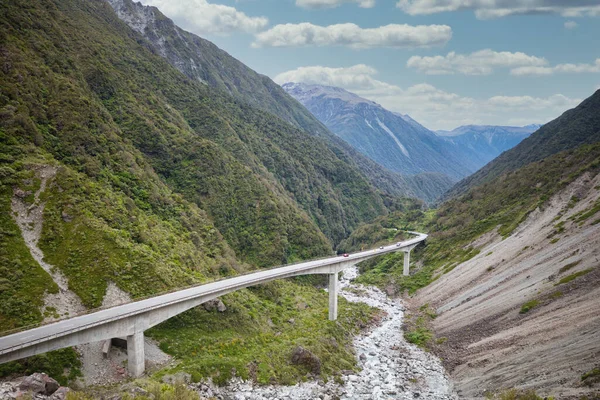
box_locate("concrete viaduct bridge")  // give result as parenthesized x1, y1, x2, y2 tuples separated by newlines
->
(0, 232, 427, 377)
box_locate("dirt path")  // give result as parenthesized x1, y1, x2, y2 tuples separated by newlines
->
(414, 172, 600, 399)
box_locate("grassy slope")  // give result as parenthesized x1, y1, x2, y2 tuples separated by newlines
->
(149, 280, 377, 385)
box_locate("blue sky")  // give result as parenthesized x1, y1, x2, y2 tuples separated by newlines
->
(139, 0, 600, 130)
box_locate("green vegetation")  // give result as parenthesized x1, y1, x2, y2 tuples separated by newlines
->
(581, 367, 600, 387)
(485, 389, 552, 400)
(0, 348, 81, 385)
(65, 381, 198, 400)
(337, 202, 428, 253)
(572, 198, 600, 224)
(0, 0, 401, 384)
(555, 268, 594, 286)
(0, 160, 58, 330)
(0, 0, 399, 298)
(148, 280, 376, 385)
(402, 304, 437, 350)
(558, 260, 581, 274)
(519, 300, 539, 314)
(404, 324, 433, 348)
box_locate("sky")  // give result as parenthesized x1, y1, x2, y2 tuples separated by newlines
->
(138, 0, 600, 131)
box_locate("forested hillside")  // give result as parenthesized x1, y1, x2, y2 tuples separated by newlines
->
(106, 0, 443, 203)
(0, 0, 400, 325)
(0, 0, 393, 385)
(0, 0, 405, 279)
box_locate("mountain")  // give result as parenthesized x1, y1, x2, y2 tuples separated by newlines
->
(348, 90, 600, 398)
(0, 0, 396, 386)
(436, 124, 540, 171)
(282, 82, 478, 181)
(106, 0, 448, 203)
(0, 0, 400, 322)
(448, 90, 600, 197)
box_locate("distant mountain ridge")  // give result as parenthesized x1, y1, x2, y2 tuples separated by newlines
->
(436, 124, 540, 171)
(283, 82, 477, 181)
(448, 89, 600, 198)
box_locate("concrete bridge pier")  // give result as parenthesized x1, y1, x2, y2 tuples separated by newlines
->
(328, 272, 339, 321)
(127, 331, 145, 377)
(403, 244, 418, 276)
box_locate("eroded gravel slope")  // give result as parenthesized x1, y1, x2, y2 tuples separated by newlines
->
(415, 172, 600, 399)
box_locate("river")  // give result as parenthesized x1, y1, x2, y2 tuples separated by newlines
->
(194, 265, 456, 400)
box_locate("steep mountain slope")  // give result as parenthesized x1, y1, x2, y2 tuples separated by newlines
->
(106, 0, 325, 135)
(347, 92, 600, 397)
(282, 82, 477, 180)
(449, 90, 600, 197)
(0, 0, 386, 386)
(105, 0, 435, 202)
(0, 0, 381, 322)
(436, 124, 539, 171)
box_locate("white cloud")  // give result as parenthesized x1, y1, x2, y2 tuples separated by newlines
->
(139, 0, 268, 35)
(252, 23, 452, 49)
(564, 20, 579, 29)
(275, 64, 581, 130)
(296, 0, 375, 9)
(511, 59, 600, 76)
(396, 0, 600, 19)
(407, 49, 548, 75)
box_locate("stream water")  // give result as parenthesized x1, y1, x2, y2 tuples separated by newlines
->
(196, 266, 456, 400)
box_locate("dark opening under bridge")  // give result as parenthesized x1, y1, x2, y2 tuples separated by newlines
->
(0, 232, 427, 377)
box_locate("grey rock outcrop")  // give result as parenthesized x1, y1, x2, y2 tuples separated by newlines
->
(18, 373, 60, 396)
(290, 346, 321, 375)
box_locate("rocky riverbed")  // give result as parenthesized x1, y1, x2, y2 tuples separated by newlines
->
(196, 266, 456, 400)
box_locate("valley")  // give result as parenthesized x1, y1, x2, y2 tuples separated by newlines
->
(0, 0, 599, 399)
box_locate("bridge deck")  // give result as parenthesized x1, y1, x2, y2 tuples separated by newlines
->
(0, 232, 427, 368)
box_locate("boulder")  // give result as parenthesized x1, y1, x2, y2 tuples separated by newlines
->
(19, 372, 59, 395)
(203, 299, 227, 313)
(290, 346, 321, 375)
(13, 188, 31, 199)
(43, 375, 60, 396)
(19, 373, 46, 394)
(61, 210, 73, 222)
(216, 299, 227, 313)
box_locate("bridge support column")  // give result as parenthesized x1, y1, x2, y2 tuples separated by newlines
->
(127, 331, 145, 377)
(328, 272, 339, 321)
(403, 250, 411, 276)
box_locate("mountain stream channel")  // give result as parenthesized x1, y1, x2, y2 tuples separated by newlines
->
(194, 265, 457, 400)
